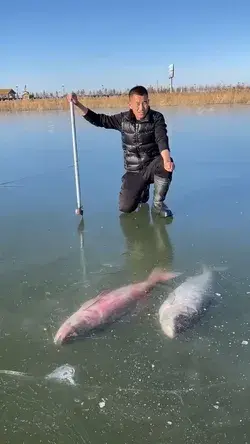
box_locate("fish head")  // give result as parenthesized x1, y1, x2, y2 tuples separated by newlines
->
(174, 313, 193, 335)
(160, 321, 176, 339)
(160, 312, 191, 339)
(54, 321, 77, 345)
(159, 311, 176, 339)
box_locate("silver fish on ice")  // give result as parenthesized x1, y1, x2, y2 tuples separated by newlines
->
(158, 265, 226, 339)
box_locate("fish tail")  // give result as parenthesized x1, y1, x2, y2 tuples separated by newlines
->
(147, 268, 181, 286)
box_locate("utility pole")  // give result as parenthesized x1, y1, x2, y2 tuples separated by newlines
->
(168, 64, 174, 92)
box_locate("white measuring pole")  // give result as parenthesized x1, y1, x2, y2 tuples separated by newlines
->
(79, 225, 88, 283)
(70, 100, 83, 216)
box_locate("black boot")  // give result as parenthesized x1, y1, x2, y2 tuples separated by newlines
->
(152, 175, 173, 218)
(139, 184, 150, 204)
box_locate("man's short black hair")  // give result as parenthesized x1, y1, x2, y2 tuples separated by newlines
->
(129, 85, 148, 98)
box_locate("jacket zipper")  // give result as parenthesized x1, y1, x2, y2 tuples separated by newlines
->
(135, 123, 141, 158)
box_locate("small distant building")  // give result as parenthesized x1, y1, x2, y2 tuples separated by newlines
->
(22, 91, 30, 100)
(0, 89, 16, 100)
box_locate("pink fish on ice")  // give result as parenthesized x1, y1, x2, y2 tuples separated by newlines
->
(54, 268, 179, 345)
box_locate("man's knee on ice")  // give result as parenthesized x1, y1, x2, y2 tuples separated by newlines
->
(119, 201, 137, 213)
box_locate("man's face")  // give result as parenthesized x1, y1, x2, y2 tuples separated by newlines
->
(129, 94, 149, 120)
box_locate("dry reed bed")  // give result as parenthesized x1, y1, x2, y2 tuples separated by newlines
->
(1, 90, 250, 113)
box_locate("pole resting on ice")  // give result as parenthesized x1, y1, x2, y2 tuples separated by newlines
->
(70, 100, 83, 216)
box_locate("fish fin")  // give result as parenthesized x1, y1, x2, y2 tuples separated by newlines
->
(211, 266, 228, 272)
(79, 290, 110, 310)
(201, 264, 228, 273)
(97, 290, 111, 298)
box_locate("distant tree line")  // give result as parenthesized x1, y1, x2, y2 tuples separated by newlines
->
(29, 83, 250, 99)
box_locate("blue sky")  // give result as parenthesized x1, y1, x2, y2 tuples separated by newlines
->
(2, 0, 250, 93)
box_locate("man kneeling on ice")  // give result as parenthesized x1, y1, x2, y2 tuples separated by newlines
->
(67, 85, 175, 218)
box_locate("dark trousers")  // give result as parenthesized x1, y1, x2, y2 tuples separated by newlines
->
(119, 155, 173, 213)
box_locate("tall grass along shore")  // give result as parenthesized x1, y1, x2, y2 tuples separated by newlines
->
(1, 87, 250, 113)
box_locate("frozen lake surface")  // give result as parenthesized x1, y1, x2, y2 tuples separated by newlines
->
(1, 105, 250, 443)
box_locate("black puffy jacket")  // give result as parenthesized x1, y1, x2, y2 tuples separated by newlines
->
(84, 107, 170, 172)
